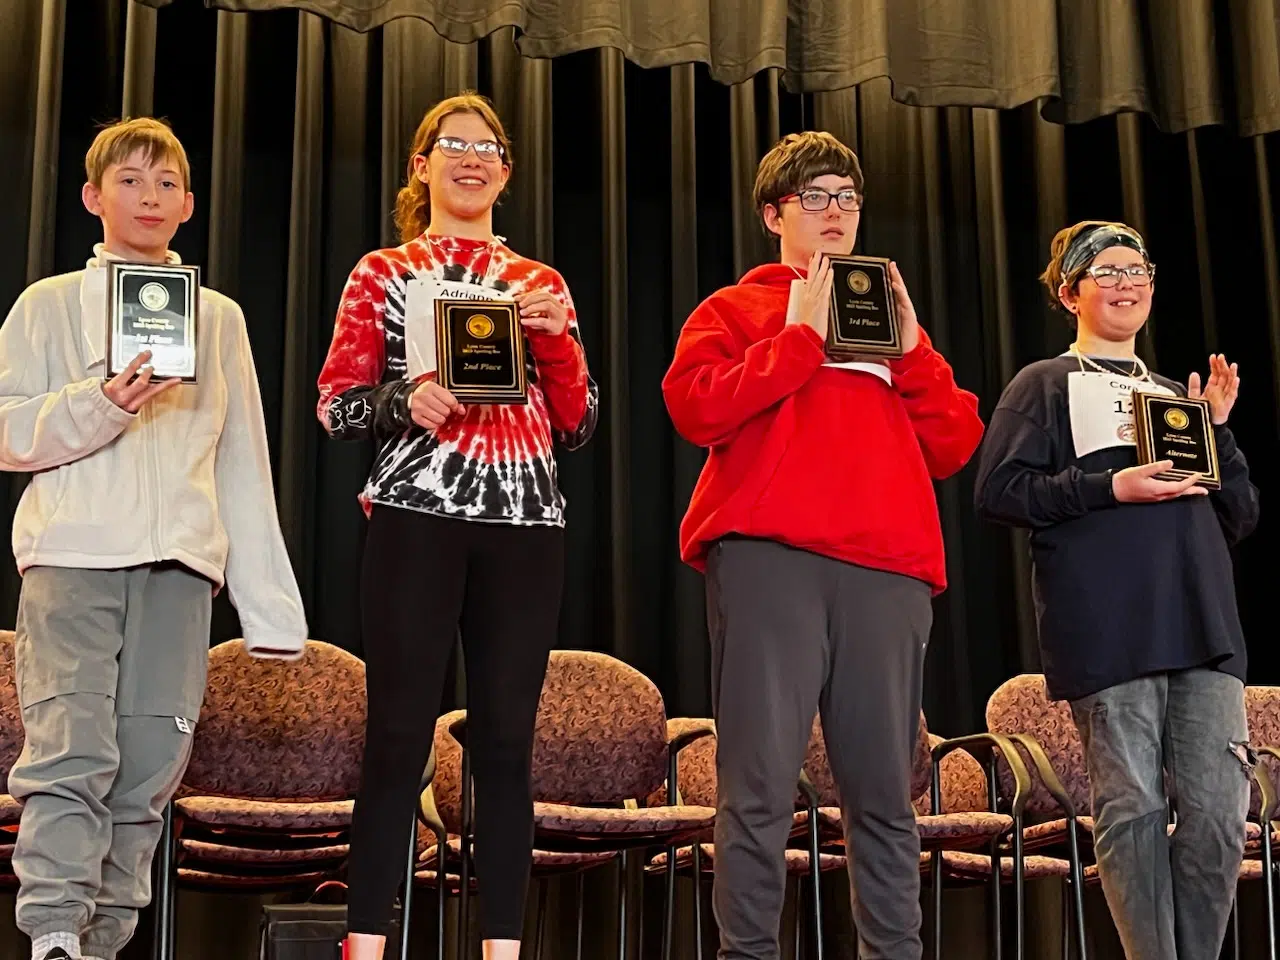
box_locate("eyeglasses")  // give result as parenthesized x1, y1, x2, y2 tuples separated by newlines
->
(1080, 263, 1156, 287)
(433, 137, 505, 162)
(777, 187, 863, 213)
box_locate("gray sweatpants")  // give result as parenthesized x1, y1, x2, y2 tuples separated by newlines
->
(1070, 669, 1251, 960)
(9, 565, 211, 960)
(706, 538, 931, 960)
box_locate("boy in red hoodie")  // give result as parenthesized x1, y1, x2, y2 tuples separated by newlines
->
(663, 132, 983, 959)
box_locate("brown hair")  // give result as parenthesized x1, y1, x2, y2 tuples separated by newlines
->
(393, 92, 513, 243)
(85, 117, 191, 191)
(1040, 219, 1136, 313)
(753, 131, 864, 234)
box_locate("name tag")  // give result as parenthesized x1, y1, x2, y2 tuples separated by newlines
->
(404, 277, 514, 380)
(1067, 370, 1175, 458)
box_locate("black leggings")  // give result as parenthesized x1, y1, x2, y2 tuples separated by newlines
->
(346, 506, 564, 940)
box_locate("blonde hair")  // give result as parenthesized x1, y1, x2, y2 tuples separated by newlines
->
(394, 93, 513, 243)
(85, 117, 190, 191)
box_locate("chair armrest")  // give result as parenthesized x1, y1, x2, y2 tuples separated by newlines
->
(1001, 731, 1077, 819)
(665, 719, 716, 805)
(448, 714, 468, 745)
(931, 732, 1033, 819)
(416, 744, 449, 858)
(1253, 745, 1280, 824)
(797, 768, 821, 810)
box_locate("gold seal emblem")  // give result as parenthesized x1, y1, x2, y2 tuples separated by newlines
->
(138, 281, 169, 312)
(1163, 407, 1189, 430)
(847, 270, 872, 295)
(466, 314, 495, 339)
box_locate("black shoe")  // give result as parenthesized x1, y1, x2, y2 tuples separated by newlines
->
(40, 950, 72, 960)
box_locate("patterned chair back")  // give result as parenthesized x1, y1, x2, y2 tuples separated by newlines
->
(917, 733, 990, 815)
(530, 650, 669, 806)
(986, 674, 1090, 817)
(0, 631, 21, 780)
(182, 639, 367, 802)
(1245, 686, 1280, 818)
(802, 711, 931, 808)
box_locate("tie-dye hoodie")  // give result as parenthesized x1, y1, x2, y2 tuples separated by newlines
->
(317, 234, 598, 525)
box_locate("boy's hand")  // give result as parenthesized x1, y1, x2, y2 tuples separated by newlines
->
(792, 251, 833, 341)
(103, 351, 180, 413)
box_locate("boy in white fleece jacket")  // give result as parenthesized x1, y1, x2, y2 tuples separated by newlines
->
(0, 118, 306, 960)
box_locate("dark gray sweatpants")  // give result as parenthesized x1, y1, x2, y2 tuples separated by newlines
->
(706, 538, 931, 960)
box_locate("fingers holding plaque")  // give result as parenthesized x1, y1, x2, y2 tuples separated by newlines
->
(434, 299, 528, 404)
(106, 262, 199, 383)
(1132, 392, 1220, 489)
(824, 255, 902, 360)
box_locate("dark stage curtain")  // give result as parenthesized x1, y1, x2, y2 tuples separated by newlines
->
(138, 0, 1280, 135)
(2, 1, 1280, 957)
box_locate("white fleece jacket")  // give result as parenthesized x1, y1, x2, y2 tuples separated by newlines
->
(0, 246, 306, 658)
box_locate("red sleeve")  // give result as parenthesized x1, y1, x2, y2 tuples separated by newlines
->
(316, 252, 391, 438)
(524, 269, 592, 435)
(888, 327, 984, 479)
(662, 295, 826, 448)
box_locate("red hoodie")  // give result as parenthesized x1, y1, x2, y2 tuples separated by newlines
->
(662, 262, 983, 594)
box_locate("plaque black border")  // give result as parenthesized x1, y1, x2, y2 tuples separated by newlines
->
(105, 261, 200, 384)
(1132, 391, 1221, 489)
(824, 254, 902, 359)
(433, 299, 529, 404)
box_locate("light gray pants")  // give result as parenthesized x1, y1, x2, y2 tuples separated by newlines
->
(706, 538, 931, 960)
(1070, 669, 1251, 960)
(9, 565, 211, 960)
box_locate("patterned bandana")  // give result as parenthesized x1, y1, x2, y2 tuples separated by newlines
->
(1062, 224, 1148, 279)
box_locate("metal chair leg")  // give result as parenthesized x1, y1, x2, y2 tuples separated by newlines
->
(662, 844, 677, 960)
(458, 748, 473, 960)
(1012, 815, 1025, 960)
(1066, 820, 1088, 960)
(692, 845, 705, 960)
(1265, 828, 1277, 960)
(793, 878, 803, 960)
(931, 850, 943, 960)
(617, 851, 630, 960)
(807, 809, 824, 960)
(152, 799, 176, 960)
(534, 880, 549, 960)
(575, 871, 586, 960)
(1060, 879, 1071, 960)
(399, 804, 418, 960)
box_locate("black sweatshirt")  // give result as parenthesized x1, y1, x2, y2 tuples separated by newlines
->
(974, 355, 1259, 702)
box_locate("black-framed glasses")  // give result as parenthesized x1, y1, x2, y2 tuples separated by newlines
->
(433, 136, 505, 162)
(1081, 263, 1156, 287)
(777, 187, 863, 213)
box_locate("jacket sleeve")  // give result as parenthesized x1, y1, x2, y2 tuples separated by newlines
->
(214, 299, 309, 659)
(317, 253, 415, 441)
(524, 269, 598, 450)
(0, 288, 135, 471)
(662, 296, 825, 448)
(974, 405, 1116, 529)
(888, 329, 984, 479)
(1208, 424, 1259, 545)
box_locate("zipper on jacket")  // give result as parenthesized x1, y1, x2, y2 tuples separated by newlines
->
(141, 402, 163, 560)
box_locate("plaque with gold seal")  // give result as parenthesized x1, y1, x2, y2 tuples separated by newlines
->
(434, 298, 528, 404)
(1132, 392, 1220, 489)
(824, 254, 902, 360)
(106, 261, 199, 383)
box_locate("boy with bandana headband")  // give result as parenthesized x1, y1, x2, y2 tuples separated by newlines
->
(974, 221, 1258, 959)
